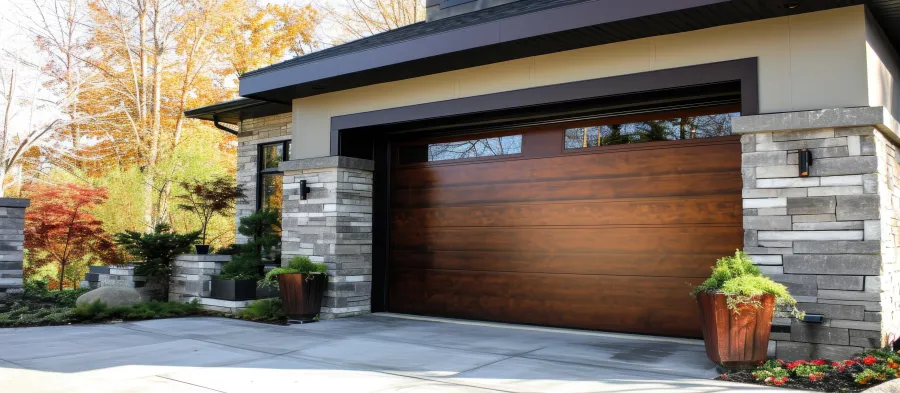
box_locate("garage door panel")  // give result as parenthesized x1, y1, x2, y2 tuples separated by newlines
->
(392, 139, 741, 190)
(390, 250, 725, 277)
(391, 226, 742, 255)
(388, 130, 742, 337)
(393, 172, 742, 208)
(389, 268, 707, 337)
(391, 195, 741, 228)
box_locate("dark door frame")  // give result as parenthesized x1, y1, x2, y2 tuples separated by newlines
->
(327, 58, 758, 312)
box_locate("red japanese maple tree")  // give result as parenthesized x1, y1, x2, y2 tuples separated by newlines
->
(24, 183, 120, 290)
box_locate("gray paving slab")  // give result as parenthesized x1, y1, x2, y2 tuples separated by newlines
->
(524, 341, 717, 379)
(0, 324, 174, 362)
(442, 356, 788, 393)
(162, 354, 496, 392)
(15, 338, 270, 374)
(0, 315, 789, 393)
(288, 336, 509, 377)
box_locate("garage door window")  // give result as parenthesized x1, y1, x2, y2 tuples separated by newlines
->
(564, 112, 738, 150)
(399, 134, 522, 163)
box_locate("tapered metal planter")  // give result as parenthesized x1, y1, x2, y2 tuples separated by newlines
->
(697, 292, 775, 369)
(278, 273, 326, 320)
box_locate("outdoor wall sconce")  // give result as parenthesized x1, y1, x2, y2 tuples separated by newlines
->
(798, 148, 813, 177)
(802, 314, 824, 324)
(299, 180, 311, 200)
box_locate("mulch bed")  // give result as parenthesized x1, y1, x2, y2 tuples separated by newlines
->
(715, 351, 900, 393)
(719, 369, 867, 392)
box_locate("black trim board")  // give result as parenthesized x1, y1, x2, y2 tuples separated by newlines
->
(329, 58, 759, 156)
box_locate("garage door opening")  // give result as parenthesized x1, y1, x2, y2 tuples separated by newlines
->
(387, 104, 744, 338)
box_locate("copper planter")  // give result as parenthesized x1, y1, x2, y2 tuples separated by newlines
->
(697, 292, 775, 369)
(278, 273, 326, 320)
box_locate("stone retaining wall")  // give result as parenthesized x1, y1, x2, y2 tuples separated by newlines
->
(735, 107, 900, 360)
(280, 156, 374, 319)
(0, 198, 28, 303)
(168, 255, 230, 303)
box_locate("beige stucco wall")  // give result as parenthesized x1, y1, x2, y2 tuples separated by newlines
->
(292, 6, 870, 160)
(866, 10, 900, 121)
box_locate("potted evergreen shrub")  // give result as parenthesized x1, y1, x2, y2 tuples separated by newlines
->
(176, 177, 246, 255)
(691, 250, 802, 369)
(259, 256, 327, 321)
(210, 256, 259, 301)
(211, 209, 281, 301)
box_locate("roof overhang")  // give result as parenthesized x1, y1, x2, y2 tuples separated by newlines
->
(238, 0, 900, 104)
(183, 98, 291, 134)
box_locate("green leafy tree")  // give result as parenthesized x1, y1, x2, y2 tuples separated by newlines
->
(114, 224, 199, 299)
(176, 178, 246, 245)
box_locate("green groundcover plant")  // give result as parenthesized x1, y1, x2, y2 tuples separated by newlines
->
(259, 256, 328, 288)
(691, 250, 801, 318)
(720, 347, 900, 392)
(236, 298, 287, 324)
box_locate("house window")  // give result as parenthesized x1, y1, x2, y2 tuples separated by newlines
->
(258, 141, 290, 211)
(564, 112, 739, 150)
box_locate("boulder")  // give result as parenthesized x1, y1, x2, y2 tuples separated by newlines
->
(865, 379, 900, 393)
(75, 287, 143, 308)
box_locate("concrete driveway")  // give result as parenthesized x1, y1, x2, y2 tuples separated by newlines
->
(0, 313, 786, 392)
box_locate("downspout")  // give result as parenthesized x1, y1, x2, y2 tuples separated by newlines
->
(212, 114, 239, 135)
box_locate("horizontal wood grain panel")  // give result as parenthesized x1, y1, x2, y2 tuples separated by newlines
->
(392, 139, 740, 190)
(391, 195, 741, 228)
(388, 268, 707, 337)
(392, 172, 742, 208)
(390, 250, 731, 277)
(391, 225, 743, 254)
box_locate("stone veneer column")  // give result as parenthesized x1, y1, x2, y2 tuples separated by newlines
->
(734, 107, 900, 360)
(0, 198, 29, 303)
(279, 156, 373, 319)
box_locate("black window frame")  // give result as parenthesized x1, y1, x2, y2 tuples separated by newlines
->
(257, 140, 291, 211)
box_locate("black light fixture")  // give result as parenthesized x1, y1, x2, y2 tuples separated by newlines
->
(802, 314, 824, 324)
(799, 148, 813, 177)
(299, 180, 311, 200)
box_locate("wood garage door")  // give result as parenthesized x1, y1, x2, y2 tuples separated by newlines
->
(387, 107, 744, 338)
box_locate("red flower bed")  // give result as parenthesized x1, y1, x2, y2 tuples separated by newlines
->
(718, 348, 900, 392)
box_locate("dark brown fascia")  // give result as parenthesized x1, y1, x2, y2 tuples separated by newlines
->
(238, 0, 729, 101)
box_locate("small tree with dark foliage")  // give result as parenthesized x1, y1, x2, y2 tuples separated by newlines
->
(114, 224, 199, 300)
(176, 178, 246, 245)
(24, 183, 121, 290)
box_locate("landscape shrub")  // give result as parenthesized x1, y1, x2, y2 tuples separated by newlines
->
(0, 303, 73, 327)
(721, 347, 900, 392)
(691, 250, 801, 318)
(238, 298, 287, 324)
(71, 300, 202, 322)
(259, 256, 327, 288)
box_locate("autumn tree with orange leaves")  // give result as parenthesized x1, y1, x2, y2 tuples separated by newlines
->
(24, 183, 120, 290)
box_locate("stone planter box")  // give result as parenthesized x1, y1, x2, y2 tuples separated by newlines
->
(210, 278, 256, 301)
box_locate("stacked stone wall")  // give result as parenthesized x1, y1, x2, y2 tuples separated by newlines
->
(740, 124, 890, 359)
(280, 156, 373, 319)
(168, 255, 230, 303)
(235, 113, 291, 243)
(874, 131, 900, 347)
(0, 198, 27, 302)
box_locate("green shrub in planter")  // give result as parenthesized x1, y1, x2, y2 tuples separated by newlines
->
(691, 250, 801, 317)
(259, 256, 328, 288)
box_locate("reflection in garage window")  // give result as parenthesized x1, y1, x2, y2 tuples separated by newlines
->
(564, 112, 739, 149)
(426, 135, 523, 162)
